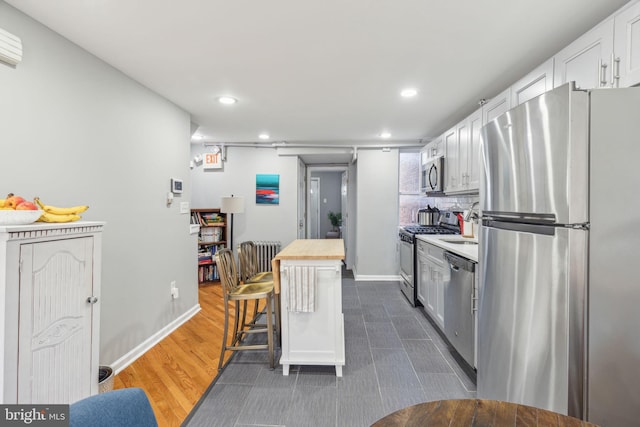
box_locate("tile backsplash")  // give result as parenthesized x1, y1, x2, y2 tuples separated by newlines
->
(424, 194, 479, 213)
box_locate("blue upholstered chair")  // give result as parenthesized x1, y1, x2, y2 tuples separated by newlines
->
(69, 388, 157, 427)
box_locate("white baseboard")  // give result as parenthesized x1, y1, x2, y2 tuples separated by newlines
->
(110, 304, 201, 375)
(354, 274, 402, 282)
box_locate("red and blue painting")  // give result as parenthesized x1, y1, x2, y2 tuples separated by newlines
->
(256, 174, 279, 205)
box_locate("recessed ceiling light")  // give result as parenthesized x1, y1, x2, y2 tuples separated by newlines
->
(218, 96, 237, 105)
(258, 133, 270, 140)
(380, 132, 391, 139)
(400, 88, 418, 98)
(192, 134, 203, 140)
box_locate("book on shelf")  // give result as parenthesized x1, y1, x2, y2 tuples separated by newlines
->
(192, 211, 225, 226)
(198, 264, 219, 282)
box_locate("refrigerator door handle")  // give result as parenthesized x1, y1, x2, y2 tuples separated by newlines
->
(482, 218, 557, 236)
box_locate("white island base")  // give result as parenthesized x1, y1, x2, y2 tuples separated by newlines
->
(276, 240, 345, 377)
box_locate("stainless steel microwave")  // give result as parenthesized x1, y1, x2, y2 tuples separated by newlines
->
(421, 156, 444, 193)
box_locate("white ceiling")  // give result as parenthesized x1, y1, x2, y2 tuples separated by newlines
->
(6, 0, 630, 149)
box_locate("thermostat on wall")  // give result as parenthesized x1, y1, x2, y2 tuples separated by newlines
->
(171, 178, 183, 194)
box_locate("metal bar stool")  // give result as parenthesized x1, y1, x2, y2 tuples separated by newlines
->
(216, 248, 275, 370)
(238, 241, 280, 341)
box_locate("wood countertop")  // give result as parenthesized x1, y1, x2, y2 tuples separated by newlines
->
(274, 239, 345, 260)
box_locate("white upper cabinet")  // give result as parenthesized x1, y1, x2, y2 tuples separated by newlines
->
(445, 107, 482, 194)
(482, 88, 511, 125)
(554, 18, 615, 90)
(420, 136, 443, 164)
(444, 126, 459, 193)
(614, 1, 640, 87)
(511, 58, 555, 105)
(466, 108, 483, 190)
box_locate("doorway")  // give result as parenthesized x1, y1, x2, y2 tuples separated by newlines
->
(306, 166, 349, 260)
(309, 177, 320, 239)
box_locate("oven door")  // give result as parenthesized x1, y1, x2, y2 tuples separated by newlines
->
(399, 233, 415, 305)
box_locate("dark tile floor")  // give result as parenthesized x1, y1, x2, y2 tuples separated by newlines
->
(184, 271, 476, 427)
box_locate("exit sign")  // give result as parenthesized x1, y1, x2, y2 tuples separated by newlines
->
(203, 151, 222, 169)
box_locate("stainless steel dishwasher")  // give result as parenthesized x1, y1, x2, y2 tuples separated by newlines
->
(443, 251, 476, 368)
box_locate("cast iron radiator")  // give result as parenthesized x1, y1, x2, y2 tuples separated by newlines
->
(255, 241, 281, 272)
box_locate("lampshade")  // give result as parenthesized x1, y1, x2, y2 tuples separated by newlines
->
(220, 196, 245, 214)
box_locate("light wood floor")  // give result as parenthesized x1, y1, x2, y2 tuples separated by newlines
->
(113, 282, 255, 427)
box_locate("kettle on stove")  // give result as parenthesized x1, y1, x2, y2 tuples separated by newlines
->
(418, 205, 439, 225)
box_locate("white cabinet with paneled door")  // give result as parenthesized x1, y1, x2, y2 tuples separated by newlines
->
(420, 136, 444, 165)
(445, 108, 482, 194)
(614, 1, 640, 88)
(511, 58, 555, 105)
(0, 222, 104, 404)
(416, 238, 446, 330)
(554, 1, 640, 89)
(482, 87, 511, 125)
(445, 122, 467, 193)
(443, 127, 459, 193)
(416, 241, 428, 307)
(466, 108, 483, 191)
(554, 18, 614, 90)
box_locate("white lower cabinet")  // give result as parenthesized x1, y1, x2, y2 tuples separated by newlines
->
(416, 240, 446, 329)
(1, 222, 104, 404)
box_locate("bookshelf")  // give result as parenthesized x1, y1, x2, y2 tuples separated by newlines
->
(191, 208, 227, 284)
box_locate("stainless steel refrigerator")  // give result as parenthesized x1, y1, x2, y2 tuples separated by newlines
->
(477, 82, 640, 426)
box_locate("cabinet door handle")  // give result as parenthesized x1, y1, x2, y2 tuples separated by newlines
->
(599, 59, 608, 87)
(612, 53, 620, 87)
(87, 296, 98, 304)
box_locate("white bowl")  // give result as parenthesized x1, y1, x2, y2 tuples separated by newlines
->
(0, 209, 43, 225)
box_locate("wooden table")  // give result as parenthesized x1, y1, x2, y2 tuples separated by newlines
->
(272, 239, 345, 376)
(371, 399, 600, 427)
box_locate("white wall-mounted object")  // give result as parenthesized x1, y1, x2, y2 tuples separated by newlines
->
(170, 178, 183, 193)
(0, 27, 22, 66)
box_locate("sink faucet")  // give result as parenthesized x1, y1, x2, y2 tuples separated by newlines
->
(464, 201, 479, 221)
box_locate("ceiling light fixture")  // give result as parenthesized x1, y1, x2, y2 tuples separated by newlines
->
(400, 88, 418, 98)
(258, 133, 270, 140)
(218, 96, 237, 105)
(380, 132, 391, 139)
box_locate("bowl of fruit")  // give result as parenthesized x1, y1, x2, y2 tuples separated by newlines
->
(0, 194, 42, 225)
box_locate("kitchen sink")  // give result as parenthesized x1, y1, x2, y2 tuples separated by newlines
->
(442, 240, 478, 245)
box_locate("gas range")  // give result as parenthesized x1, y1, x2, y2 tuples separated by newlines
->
(403, 224, 459, 235)
(399, 211, 461, 243)
(398, 210, 460, 307)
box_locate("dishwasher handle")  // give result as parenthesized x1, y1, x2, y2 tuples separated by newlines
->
(444, 251, 476, 272)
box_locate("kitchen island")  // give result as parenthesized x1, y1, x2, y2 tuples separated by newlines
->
(273, 239, 345, 376)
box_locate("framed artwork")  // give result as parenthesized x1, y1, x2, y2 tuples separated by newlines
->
(256, 174, 279, 205)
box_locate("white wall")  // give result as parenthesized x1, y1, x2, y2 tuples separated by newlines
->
(190, 146, 299, 248)
(0, 3, 196, 368)
(355, 149, 400, 279)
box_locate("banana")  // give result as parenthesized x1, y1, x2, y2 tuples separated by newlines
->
(37, 211, 81, 223)
(0, 199, 5, 208)
(34, 197, 89, 215)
